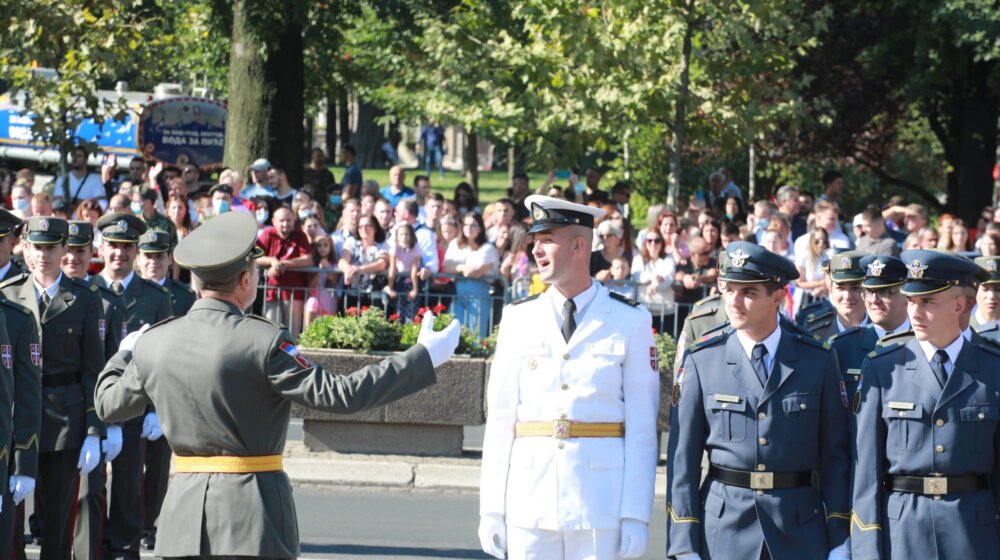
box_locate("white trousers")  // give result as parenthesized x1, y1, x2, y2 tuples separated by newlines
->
(506, 526, 621, 560)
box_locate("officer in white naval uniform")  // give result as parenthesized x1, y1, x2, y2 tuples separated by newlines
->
(478, 195, 660, 560)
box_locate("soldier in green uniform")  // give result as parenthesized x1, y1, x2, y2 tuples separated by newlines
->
(94, 212, 172, 560)
(62, 220, 128, 560)
(806, 251, 869, 342)
(0, 216, 105, 560)
(135, 230, 195, 550)
(94, 211, 460, 559)
(674, 252, 731, 370)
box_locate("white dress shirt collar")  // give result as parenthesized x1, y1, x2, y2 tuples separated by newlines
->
(872, 317, 910, 339)
(837, 315, 868, 333)
(735, 322, 782, 370)
(917, 334, 964, 379)
(33, 272, 63, 301)
(102, 270, 135, 291)
(549, 280, 599, 327)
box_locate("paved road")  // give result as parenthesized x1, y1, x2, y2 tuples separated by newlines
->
(27, 487, 668, 559)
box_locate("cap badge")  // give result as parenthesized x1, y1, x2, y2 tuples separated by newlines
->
(531, 204, 546, 221)
(38, 219, 48, 232)
(868, 260, 885, 277)
(117, 220, 128, 233)
(988, 260, 998, 273)
(729, 248, 749, 268)
(68, 223, 79, 236)
(839, 256, 851, 270)
(906, 259, 928, 279)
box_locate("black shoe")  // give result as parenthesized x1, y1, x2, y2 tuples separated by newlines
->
(140, 533, 155, 551)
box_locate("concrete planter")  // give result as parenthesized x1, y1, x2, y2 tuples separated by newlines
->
(293, 349, 488, 457)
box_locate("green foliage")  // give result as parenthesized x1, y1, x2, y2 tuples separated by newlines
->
(654, 331, 677, 381)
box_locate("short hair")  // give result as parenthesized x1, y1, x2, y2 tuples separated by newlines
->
(342, 144, 356, 157)
(495, 198, 514, 209)
(775, 185, 799, 203)
(193, 259, 255, 294)
(813, 200, 836, 215)
(861, 207, 883, 222)
(512, 173, 529, 182)
(398, 197, 419, 218)
(753, 199, 774, 215)
(907, 203, 928, 220)
(822, 170, 843, 185)
(413, 174, 429, 186)
(709, 172, 726, 185)
(611, 181, 630, 195)
(722, 222, 741, 237)
(427, 192, 445, 203)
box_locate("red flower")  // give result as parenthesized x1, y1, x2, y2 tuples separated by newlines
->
(346, 307, 358, 316)
(418, 306, 431, 316)
(432, 303, 447, 314)
(388, 313, 400, 322)
(413, 314, 423, 325)
(360, 306, 370, 313)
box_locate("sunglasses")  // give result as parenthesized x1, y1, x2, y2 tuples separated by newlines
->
(646, 238, 663, 244)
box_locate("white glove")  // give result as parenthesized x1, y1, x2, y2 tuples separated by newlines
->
(141, 412, 163, 441)
(619, 518, 649, 558)
(477, 513, 506, 559)
(828, 538, 851, 560)
(118, 324, 150, 353)
(103, 425, 123, 462)
(416, 309, 461, 368)
(77, 435, 101, 474)
(8, 476, 33, 505)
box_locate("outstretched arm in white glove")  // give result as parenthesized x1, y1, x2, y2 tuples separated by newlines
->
(619, 518, 649, 558)
(477, 513, 506, 559)
(118, 324, 150, 353)
(103, 425, 124, 462)
(415, 309, 460, 368)
(141, 412, 162, 441)
(77, 435, 101, 474)
(8, 475, 32, 505)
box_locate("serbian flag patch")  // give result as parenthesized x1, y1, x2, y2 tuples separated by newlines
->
(29, 344, 40, 367)
(1, 345, 11, 369)
(280, 341, 314, 368)
(98, 319, 106, 341)
(650, 346, 659, 371)
(121, 322, 128, 339)
(839, 380, 849, 408)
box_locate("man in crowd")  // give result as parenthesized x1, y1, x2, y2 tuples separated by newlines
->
(54, 146, 107, 209)
(856, 207, 901, 256)
(508, 174, 531, 222)
(132, 187, 177, 246)
(818, 170, 844, 206)
(380, 165, 414, 208)
(182, 164, 205, 198)
(794, 200, 852, 254)
(340, 145, 363, 200)
(675, 237, 719, 325)
(210, 184, 236, 217)
(412, 175, 432, 223)
(241, 159, 277, 200)
(256, 207, 313, 337)
(423, 193, 445, 231)
(303, 148, 336, 203)
(775, 185, 807, 241)
(418, 123, 446, 179)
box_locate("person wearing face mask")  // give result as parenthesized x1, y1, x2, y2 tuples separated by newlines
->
(131, 187, 177, 249)
(9, 184, 31, 220)
(209, 184, 235, 217)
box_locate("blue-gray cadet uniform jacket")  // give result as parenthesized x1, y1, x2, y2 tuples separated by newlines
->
(666, 327, 851, 559)
(851, 337, 1000, 559)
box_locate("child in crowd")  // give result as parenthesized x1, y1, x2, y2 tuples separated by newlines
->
(387, 224, 422, 323)
(304, 234, 337, 328)
(606, 256, 637, 300)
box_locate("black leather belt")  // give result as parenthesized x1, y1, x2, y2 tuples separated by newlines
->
(887, 474, 989, 496)
(709, 464, 812, 490)
(42, 373, 82, 387)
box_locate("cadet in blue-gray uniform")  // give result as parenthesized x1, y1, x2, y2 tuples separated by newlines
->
(971, 256, 1000, 343)
(852, 250, 1000, 559)
(667, 241, 851, 560)
(807, 252, 869, 342)
(829, 255, 910, 399)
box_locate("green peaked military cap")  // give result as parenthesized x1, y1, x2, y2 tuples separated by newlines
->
(139, 230, 171, 254)
(829, 251, 867, 283)
(0, 208, 22, 238)
(23, 216, 67, 244)
(66, 220, 95, 247)
(96, 212, 147, 243)
(975, 256, 1000, 285)
(174, 211, 264, 281)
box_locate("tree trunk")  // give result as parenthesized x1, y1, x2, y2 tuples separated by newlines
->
(338, 90, 351, 150)
(464, 131, 479, 191)
(324, 97, 336, 157)
(667, 1, 694, 209)
(952, 63, 998, 227)
(223, 0, 273, 175)
(265, 18, 305, 187)
(353, 98, 387, 169)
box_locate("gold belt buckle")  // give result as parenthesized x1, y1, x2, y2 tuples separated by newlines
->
(553, 419, 571, 439)
(923, 476, 948, 495)
(750, 472, 774, 490)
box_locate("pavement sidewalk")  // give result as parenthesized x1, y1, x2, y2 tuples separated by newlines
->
(282, 442, 669, 496)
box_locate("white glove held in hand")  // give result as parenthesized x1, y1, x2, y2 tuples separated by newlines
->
(416, 309, 461, 368)
(828, 538, 851, 560)
(477, 513, 506, 559)
(141, 412, 163, 441)
(77, 435, 101, 474)
(118, 324, 150, 353)
(619, 518, 649, 558)
(103, 425, 123, 462)
(8, 476, 33, 505)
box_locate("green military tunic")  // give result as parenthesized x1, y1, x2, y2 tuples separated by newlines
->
(0, 295, 40, 477)
(163, 278, 196, 316)
(674, 294, 727, 370)
(95, 298, 437, 558)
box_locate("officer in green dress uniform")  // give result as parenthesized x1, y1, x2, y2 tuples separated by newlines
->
(971, 256, 1000, 342)
(135, 230, 195, 550)
(0, 216, 105, 560)
(94, 211, 460, 559)
(62, 220, 128, 560)
(807, 251, 869, 342)
(93, 212, 172, 560)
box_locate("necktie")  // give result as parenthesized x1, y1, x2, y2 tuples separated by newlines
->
(39, 292, 50, 316)
(751, 343, 769, 387)
(561, 298, 577, 343)
(112, 281, 123, 295)
(931, 349, 949, 388)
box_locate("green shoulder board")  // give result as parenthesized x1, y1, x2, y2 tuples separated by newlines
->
(0, 272, 29, 290)
(70, 277, 98, 292)
(609, 292, 639, 307)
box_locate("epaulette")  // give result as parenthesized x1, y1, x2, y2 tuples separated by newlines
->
(145, 314, 181, 333)
(792, 331, 830, 349)
(141, 278, 170, 294)
(829, 325, 865, 343)
(97, 284, 120, 297)
(806, 319, 832, 333)
(0, 297, 31, 315)
(701, 321, 731, 338)
(511, 293, 540, 306)
(687, 331, 727, 353)
(687, 302, 720, 320)
(0, 272, 28, 290)
(173, 280, 195, 294)
(867, 341, 906, 358)
(609, 292, 639, 307)
(877, 329, 914, 347)
(972, 335, 1000, 356)
(786, 321, 823, 341)
(693, 294, 721, 309)
(70, 277, 98, 292)
(804, 309, 834, 324)
(246, 313, 283, 329)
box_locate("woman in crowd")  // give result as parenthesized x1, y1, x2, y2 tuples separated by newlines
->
(941, 219, 970, 252)
(794, 226, 830, 310)
(979, 233, 1000, 257)
(443, 212, 499, 338)
(701, 219, 722, 257)
(452, 182, 480, 216)
(600, 203, 634, 260)
(301, 215, 325, 241)
(722, 195, 746, 225)
(631, 226, 677, 333)
(591, 219, 627, 281)
(75, 198, 105, 248)
(167, 193, 195, 281)
(657, 211, 689, 265)
(303, 234, 337, 328)
(338, 214, 389, 308)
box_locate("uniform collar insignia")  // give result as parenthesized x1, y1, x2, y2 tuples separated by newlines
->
(729, 248, 749, 268)
(906, 259, 928, 279)
(868, 259, 885, 277)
